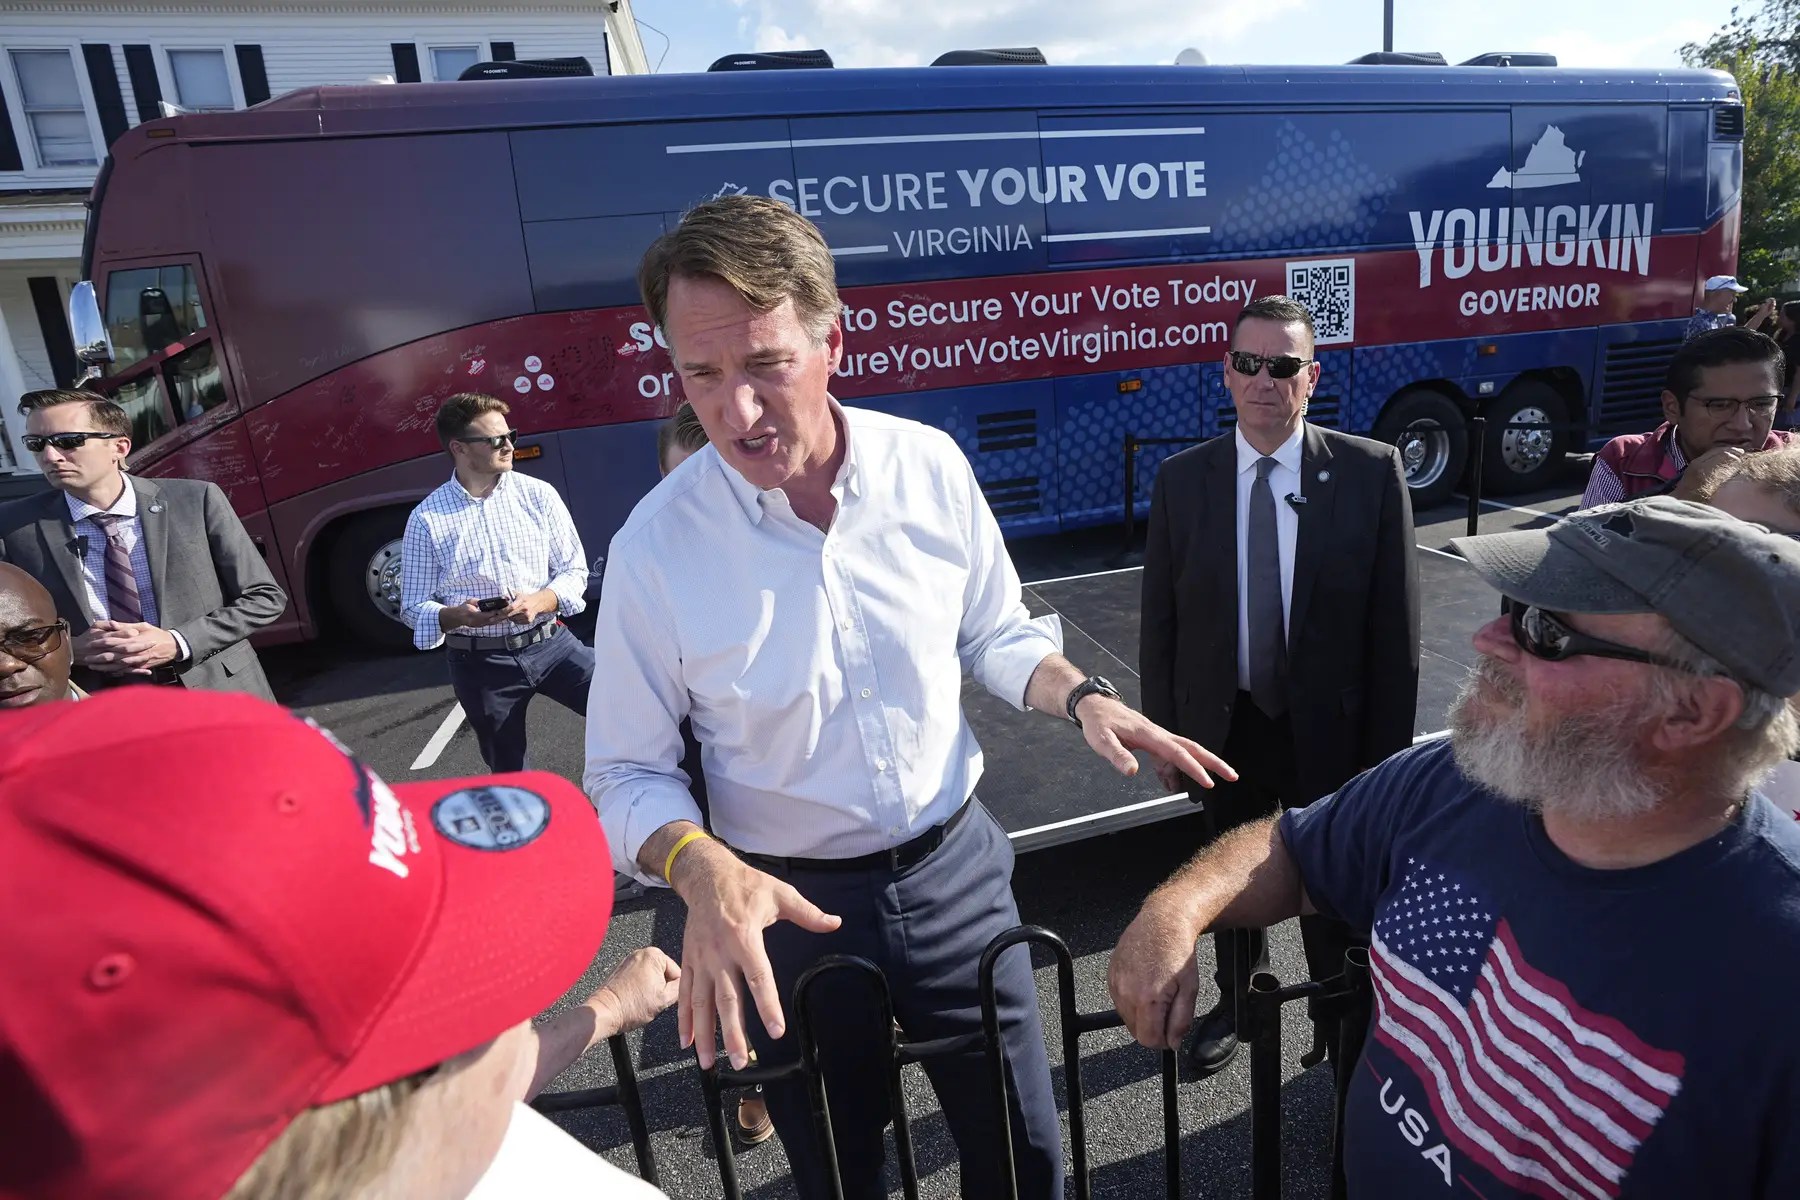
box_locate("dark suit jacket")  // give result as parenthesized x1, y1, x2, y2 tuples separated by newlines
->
(1140, 424, 1420, 807)
(0, 475, 287, 699)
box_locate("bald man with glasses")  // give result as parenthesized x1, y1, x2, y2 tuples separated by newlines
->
(0, 562, 81, 707)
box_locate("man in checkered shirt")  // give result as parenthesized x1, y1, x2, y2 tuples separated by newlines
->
(399, 393, 593, 771)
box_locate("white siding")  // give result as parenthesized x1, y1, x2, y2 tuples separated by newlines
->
(0, 263, 70, 394)
(0, 5, 612, 193)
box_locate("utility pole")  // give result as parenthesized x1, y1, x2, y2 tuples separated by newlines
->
(1384, 0, 1394, 52)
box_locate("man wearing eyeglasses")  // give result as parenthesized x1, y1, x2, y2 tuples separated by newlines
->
(0, 389, 285, 699)
(1139, 294, 1420, 1076)
(1113, 495, 1800, 1198)
(0, 562, 79, 707)
(398, 392, 593, 772)
(1582, 326, 1796, 508)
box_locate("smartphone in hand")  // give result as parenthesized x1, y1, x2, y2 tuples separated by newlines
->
(477, 596, 509, 612)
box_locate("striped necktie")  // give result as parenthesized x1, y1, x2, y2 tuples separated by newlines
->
(88, 513, 144, 623)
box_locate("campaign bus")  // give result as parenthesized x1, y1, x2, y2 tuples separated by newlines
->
(71, 57, 1744, 645)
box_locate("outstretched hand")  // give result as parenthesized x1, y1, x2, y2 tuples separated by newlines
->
(1076, 695, 1237, 792)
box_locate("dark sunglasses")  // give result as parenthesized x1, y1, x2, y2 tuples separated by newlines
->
(1227, 351, 1315, 379)
(455, 430, 519, 450)
(22, 431, 121, 454)
(0, 619, 68, 663)
(1501, 597, 1699, 673)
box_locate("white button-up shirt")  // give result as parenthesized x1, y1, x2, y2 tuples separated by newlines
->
(65, 476, 191, 661)
(1234, 424, 1303, 691)
(585, 404, 1063, 884)
(399, 469, 589, 651)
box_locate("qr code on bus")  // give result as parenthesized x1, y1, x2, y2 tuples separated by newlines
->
(1286, 258, 1355, 345)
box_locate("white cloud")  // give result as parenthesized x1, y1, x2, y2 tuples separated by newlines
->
(731, 0, 1304, 68)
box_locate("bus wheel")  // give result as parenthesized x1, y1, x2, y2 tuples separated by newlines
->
(1372, 388, 1468, 511)
(325, 509, 413, 650)
(1480, 382, 1568, 495)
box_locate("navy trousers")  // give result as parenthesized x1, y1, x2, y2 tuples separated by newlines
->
(745, 801, 1064, 1200)
(444, 623, 594, 772)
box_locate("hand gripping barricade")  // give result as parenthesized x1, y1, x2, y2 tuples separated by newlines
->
(684, 925, 1374, 1200)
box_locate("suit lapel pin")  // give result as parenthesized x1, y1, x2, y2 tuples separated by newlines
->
(1318, 470, 1331, 483)
(148, 503, 163, 514)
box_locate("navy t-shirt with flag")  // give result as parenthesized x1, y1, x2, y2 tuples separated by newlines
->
(1281, 739, 1800, 1199)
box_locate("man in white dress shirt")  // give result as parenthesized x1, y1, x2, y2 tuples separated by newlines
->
(585, 195, 1232, 1199)
(400, 393, 594, 771)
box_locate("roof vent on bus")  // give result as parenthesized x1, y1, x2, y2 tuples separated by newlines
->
(931, 47, 1048, 66)
(458, 57, 594, 80)
(1459, 52, 1558, 67)
(1347, 51, 1448, 65)
(707, 49, 834, 71)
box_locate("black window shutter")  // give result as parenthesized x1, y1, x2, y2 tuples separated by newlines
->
(391, 43, 421, 83)
(81, 45, 129, 146)
(491, 41, 516, 61)
(234, 45, 270, 105)
(27, 278, 78, 389)
(0, 75, 23, 170)
(122, 45, 162, 123)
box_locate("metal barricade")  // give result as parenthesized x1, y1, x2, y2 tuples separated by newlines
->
(699, 926, 1182, 1200)
(697, 925, 1374, 1200)
(529, 1032, 659, 1186)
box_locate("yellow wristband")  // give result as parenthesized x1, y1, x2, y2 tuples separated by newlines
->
(663, 829, 713, 883)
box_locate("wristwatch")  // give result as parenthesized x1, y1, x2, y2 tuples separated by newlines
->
(1065, 675, 1123, 728)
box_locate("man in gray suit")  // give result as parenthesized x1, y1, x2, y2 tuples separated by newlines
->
(0, 389, 286, 699)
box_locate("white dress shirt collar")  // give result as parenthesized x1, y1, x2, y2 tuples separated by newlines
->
(449, 468, 513, 503)
(1234, 422, 1306, 478)
(719, 397, 864, 525)
(65, 473, 137, 524)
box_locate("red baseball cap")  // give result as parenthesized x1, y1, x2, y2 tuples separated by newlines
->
(0, 688, 613, 1200)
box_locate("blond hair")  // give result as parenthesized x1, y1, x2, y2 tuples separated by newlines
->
(637, 195, 840, 349)
(222, 1069, 435, 1200)
(1720, 446, 1800, 517)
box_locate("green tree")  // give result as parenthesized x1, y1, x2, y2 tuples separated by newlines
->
(1683, 1, 1800, 301)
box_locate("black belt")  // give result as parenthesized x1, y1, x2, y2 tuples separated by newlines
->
(444, 620, 559, 653)
(736, 801, 973, 874)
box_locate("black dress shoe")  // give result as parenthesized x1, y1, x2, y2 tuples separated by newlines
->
(1183, 1007, 1240, 1078)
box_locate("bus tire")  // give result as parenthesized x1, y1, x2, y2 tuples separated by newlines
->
(1480, 381, 1569, 496)
(1371, 388, 1468, 511)
(325, 509, 413, 650)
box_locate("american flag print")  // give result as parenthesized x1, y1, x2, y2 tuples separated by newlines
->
(1369, 860, 1686, 1200)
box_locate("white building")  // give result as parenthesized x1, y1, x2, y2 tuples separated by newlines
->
(0, 0, 647, 474)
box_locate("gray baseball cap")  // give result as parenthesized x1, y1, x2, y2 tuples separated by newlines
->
(1450, 496, 1800, 695)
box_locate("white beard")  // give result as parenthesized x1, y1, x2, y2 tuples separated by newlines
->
(1447, 658, 1668, 822)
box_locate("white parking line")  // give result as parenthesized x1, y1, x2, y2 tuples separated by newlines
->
(1009, 791, 1189, 840)
(1024, 565, 1142, 588)
(1413, 729, 1449, 744)
(1420, 544, 1466, 562)
(1459, 495, 1567, 521)
(412, 703, 466, 771)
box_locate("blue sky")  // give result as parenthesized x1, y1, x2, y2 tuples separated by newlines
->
(629, 0, 1748, 74)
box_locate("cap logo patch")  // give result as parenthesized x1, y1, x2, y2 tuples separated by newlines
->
(366, 766, 420, 879)
(431, 786, 551, 852)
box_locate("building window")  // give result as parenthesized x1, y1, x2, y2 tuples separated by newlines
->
(9, 49, 96, 167)
(168, 49, 235, 112)
(428, 45, 481, 82)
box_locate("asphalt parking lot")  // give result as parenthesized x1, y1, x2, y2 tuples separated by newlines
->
(261, 473, 1587, 1200)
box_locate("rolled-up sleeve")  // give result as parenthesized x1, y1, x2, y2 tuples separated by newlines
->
(399, 510, 448, 651)
(952, 454, 1061, 708)
(583, 537, 705, 886)
(539, 486, 591, 617)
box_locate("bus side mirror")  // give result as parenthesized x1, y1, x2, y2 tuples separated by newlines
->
(69, 281, 115, 378)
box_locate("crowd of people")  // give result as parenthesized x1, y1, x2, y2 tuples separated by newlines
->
(3, 192, 1799, 1199)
